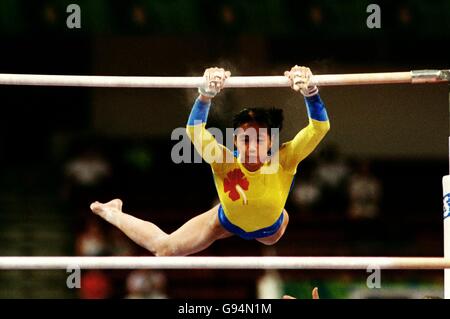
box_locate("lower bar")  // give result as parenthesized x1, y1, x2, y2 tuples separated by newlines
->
(0, 256, 449, 270)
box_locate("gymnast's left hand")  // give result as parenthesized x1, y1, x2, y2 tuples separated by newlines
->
(284, 65, 319, 97)
(198, 67, 231, 100)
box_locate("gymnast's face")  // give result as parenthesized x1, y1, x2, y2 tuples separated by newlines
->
(234, 122, 272, 170)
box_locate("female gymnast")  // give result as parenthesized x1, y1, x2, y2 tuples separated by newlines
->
(90, 65, 330, 256)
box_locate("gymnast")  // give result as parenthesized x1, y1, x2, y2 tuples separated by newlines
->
(90, 65, 330, 256)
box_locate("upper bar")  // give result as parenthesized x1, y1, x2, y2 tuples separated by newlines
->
(0, 256, 450, 270)
(0, 70, 448, 88)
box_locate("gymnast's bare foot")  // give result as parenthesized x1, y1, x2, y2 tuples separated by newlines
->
(90, 198, 123, 217)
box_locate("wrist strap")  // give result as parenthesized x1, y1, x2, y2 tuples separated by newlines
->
(198, 86, 217, 98)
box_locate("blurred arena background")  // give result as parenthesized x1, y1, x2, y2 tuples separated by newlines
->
(0, 0, 449, 298)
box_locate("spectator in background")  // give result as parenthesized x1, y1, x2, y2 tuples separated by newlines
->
(125, 270, 168, 299)
(64, 146, 111, 188)
(314, 144, 350, 214)
(291, 160, 321, 215)
(80, 270, 113, 299)
(347, 160, 382, 220)
(257, 269, 284, 299)
(257, 247, 284, 299)
(76, 215, 113, 299)
(63, 144, 112, 218)
(76, 218, 108, 256)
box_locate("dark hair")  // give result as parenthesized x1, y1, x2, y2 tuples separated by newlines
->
(232, 107, 283, 136)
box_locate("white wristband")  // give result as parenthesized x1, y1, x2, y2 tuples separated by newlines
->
(301, 85, 319, 97)
(198, 86, 217, 98)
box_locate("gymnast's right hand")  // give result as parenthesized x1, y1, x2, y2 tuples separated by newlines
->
(198, 67, 231, 100)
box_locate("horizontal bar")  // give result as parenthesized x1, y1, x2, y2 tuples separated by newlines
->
(0, 256, 449, 270)
(0, 70, 448, 88)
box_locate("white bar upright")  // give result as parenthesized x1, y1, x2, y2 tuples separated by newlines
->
(442, 175, 450, 299)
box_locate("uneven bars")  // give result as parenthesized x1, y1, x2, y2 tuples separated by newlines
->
(0, 70, 448, 88)
(0, 257, 449, 270)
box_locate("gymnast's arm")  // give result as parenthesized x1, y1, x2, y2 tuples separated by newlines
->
(185, 68, 232, 166)
(280, 88, 330, 173)
(186, 95, 217, 155)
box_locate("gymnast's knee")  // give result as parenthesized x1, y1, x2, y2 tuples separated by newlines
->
(257, 234, 282, 246)
(154, 244, 179, 256)
(155, 249, 175, 257)
(152, 237, 181, 256)
(257, 212, 289, 245)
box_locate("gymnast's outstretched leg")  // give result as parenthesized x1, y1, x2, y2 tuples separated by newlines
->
(90, 199, 232, 256)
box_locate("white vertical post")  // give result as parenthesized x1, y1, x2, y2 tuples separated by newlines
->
(445, 84, 450, 299)
(442, 124, 450, 299)
(444, 176, 450, 299)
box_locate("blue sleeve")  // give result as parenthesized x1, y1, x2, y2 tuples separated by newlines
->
(187, 98, 211, 126)
(305, 94, 328, 122)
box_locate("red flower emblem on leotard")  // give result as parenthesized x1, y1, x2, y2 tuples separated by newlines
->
(224, 169, 249, 202)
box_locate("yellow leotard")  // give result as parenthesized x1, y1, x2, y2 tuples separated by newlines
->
(186, 95, 330, 232)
